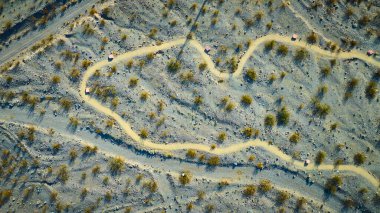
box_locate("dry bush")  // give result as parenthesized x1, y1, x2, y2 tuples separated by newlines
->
(179, 171, 192, 185)
(243, 185, 257, 197)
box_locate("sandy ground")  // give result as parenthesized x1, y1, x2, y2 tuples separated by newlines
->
(0, 0, 379, 212)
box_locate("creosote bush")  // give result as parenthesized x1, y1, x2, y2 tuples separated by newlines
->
(265, 40, 276, 50)
(179, 171, 192, 185)
(259, 179, 272, 192)
(109, 157, 124, 174)
(365, 81, 378, 99)
(353, 152, 366, 165)
(325, 175, 342, 194)
(218, 132, 227, 142)
(294, 48, 308, 61)
(167, 59, 181, 72)
(307, 32, 318, 44)
(245, 68, 257, 82)
(241, 94, 252, 105)
(207, 156, 220, 166)
(139, 128, 149, 139)
(186, 149, 197, 159)
(243, 185, 257, 197)
(277, 191, 290, 204)
(57, 165, 69, 183)
(289, 132, 300, 143)
(277, 45, 288, 55)
(277, 107, 290, 125)
(194, 96, 203, 106)
(264, 114, 276, 127)
(315, 151, 327, 165)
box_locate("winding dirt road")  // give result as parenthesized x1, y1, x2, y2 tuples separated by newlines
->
(79, 34, 380, 188)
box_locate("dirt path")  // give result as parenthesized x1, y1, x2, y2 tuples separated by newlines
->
(79, 34, 379, 187)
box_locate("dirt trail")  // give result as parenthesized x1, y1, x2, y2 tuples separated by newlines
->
(79, 35, 379, 187)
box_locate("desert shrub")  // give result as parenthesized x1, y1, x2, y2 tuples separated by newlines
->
(265, 40, 276, 50)
(199, 62, 207, 70)
(228, 57, 238, 72)
(69, 149, 78, 161)
(69, 68, 80, 80)
(277, 191, 290, 204)
(81, 188, 88, 199)
(365, 81, 378, 99)
(143, 179, 158, 193)
(180, 71, 194, 83)
(121, 34, 128, 41)
(330, 122, 338, 130)
(50, 191, 58, 202)
(52, 143, 62, 154)
(193, 96, 203, 106)
(358, 15, 370, 26)
(92, 165, 100, 175)
(294, 48, 308, 61)
(167, 59, 181, 72)
(259, 179, 272, 192)
(318, 85, 328, 97)
(248, 155, 256, 162)
(140, 91, 150, 101)
(241, 94, 252, 105)
(179, 171, 192, 185)
(51, 75, 61, 84)
(324, 175, 342, 194)
(111, 97, 120, 108)
(82, 145, 98, 155)
(129, 77, 139, 87)
(69, 116, 79, 127)
(242, 127, 254, 138)
(104, 191, 112, 202)
(109, 157, 124, 175)
(225, 102, 236, 112)
(289, 132, 300, 143)
(186, 149, 197, 158)
(268, 73, 277, 83)
(218, 132, 227, 142)
(277, 45, 288, 55)
(321, 67, 331, 77)
(256, 162, 264, 169)
(139, 128, 149, 139)
(264, 114, 276, 127)
(81, 60, 91, 68)
(207, 156, 220, 166)
(243, 185, 257, 197)
(245, 68, 257, 82)
(57, 165, 69, 183)
(255, 10, 264, 21)
(190, 3, 197, 11)
(315, 151, 327, 164)
(307, 32, 318, 44)
(353, 152, 366, 165)
(314, 101, 331, 117)
(347, 78, 359, 91)
(296, 197, 307, 209)
(148, 28, 158, 38)
(277, 107, 290, 125)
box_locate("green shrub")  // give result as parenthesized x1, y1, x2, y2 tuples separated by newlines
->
(179, 171, 192, 185)
(307, 32, 318, 44)
(57, 165, 69, 183)
(108, 157, 124, 175)
(265, 40, 276, 50)
(218, 132, 227, 142)
(259, 179, 272, 192)
(365, 81, 378, 99)
(289, 132, 300, 143)
(277, 191, 290, 204)
(186, 149, 197, 159)
(264, 114, 276, 127)
(245, 68, 257, 82)
(243, 185, 257, 197)
(295, 48, 308, 61)
(277, 45, 288, 55)
(167, 59, 181, 72)
(315, 151, 327, 164)
(324, 175, 342, 194)
(353, 152, 366, 165)
(241, 94, 252, 105)
(207, 156, 220, 166)
(277, 107, 290, 125)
